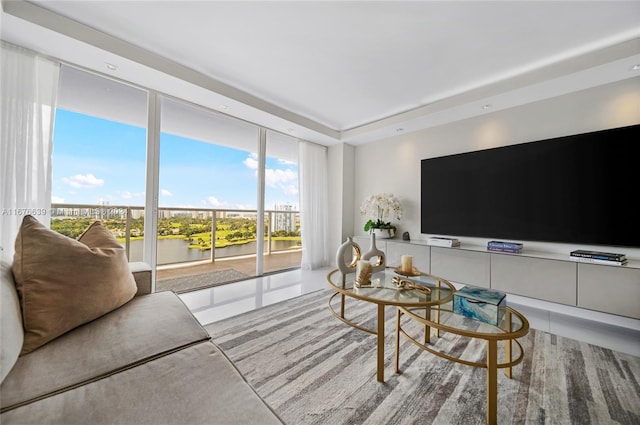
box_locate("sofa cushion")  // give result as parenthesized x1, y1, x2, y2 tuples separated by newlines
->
(0, 341, 284, 425)
(0, 291, 210, 412)
(0, 262, 23, 385)
(12, 215, 137, 354)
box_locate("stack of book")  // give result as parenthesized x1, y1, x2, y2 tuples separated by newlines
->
(426, 237, 460, 247)
(487, 240, 523, 254)
(570, 250, 627, 266)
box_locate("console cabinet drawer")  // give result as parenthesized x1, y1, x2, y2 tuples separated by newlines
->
(578, 263, 640, 319)
(491, 254, 576, 305)
(430, 247, 490, 287)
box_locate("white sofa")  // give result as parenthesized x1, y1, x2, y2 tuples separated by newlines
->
(1, 217, 283, 424)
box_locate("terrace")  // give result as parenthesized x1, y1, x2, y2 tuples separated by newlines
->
(156, 249, 302, 292)
(52, 203, 302, 293)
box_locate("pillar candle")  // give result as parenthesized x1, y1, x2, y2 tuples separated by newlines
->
(401, 255, 413, 273)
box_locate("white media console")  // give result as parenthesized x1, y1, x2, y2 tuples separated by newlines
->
(353, 236, 640, 326)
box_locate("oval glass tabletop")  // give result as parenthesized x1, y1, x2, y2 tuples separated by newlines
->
(400, 305, 529, 340)
(327, 268, 456, 307)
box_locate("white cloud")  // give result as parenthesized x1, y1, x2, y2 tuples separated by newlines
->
(51, 196, 65, 203)
(161, 189, 173, 196)
(242, 154, 298, 198)
(277, 158, 296, 166)
(265, 168, 297, 188)
(62, 173, 104, 189)
(204, 196, 229, 208)
(243, 153, 259, 170)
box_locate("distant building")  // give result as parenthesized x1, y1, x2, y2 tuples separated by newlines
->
(158, 209, 173, 219)
(272, 203, 296, 233)
(131, 208, 144, 219)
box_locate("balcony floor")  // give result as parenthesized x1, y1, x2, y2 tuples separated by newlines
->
(156, 250, 302, 293)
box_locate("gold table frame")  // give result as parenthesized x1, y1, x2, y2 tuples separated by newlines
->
(326, 268, 456, 382)
(396, 304, 529, 425)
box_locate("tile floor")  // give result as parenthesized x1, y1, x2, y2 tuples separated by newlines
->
(179, 266, 640, 357)
(179, 267, 329, 326)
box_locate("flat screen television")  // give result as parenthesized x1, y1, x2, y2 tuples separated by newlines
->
(420, 124, 640, 248)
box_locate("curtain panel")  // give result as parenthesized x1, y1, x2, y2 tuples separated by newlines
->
(298, 140, 330, 270)
(0, 41, 60, 262)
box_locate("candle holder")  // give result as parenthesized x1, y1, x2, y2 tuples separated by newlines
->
(395, 254, 421, 276)
(401, 255, 413, 274)
(393, 267, 421, 277)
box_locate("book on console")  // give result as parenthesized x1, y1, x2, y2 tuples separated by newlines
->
(487, 246, 522, 254)
(487, 240, 523, 249)
(570, 250, 626, 261)
(569, 256, 627, 266)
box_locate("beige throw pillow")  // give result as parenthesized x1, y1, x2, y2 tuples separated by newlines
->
(12, 215, 137, 355)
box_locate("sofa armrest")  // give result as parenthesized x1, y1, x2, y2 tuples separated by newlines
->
(129, 262, 152, 295)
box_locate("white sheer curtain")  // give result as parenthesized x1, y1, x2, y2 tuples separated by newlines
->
(0, 42, 60, 262)
(298, 140, 330, 270)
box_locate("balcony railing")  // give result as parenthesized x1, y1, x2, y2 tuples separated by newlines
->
(51, 204, 302, 267)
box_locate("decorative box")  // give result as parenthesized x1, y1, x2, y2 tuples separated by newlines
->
(453, 286, 506, 326)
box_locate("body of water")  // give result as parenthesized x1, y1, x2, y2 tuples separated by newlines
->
(127, 238, 300, 265)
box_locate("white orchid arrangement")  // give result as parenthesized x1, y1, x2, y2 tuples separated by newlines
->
(360, 193, 403, 232)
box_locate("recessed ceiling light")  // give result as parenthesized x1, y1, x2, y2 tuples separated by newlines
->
(482, 104, 492, 109)
(396, 128, 404, 132)
(631, 64, 640, 71)
(219, 104, 229, 110)
(105, 63, 118, 71)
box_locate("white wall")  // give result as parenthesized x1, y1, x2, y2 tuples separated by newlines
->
(328, 143, 355, 265)
(347, 77, 640, 260)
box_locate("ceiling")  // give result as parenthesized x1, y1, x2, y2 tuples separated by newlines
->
(2, 0, 640, 146)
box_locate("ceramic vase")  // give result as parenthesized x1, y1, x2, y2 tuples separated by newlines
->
(336, 236, 361, 275)
(362, 233, 385, 273)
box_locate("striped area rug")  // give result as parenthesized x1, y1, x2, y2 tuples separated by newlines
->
(205, 289, 640, 425)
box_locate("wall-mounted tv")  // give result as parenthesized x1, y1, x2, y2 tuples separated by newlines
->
(421, 124, 640, 248)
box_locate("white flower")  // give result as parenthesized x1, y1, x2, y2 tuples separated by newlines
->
(360, 193, 403, 227)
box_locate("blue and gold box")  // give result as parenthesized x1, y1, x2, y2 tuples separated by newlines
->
(453, 286, 506, 326)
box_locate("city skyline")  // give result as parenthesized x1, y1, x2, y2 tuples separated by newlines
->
(51, 109, 300, 211)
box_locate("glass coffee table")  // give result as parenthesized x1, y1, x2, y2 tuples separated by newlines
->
(328, 267, 529, 425)
(326, 267, 456, 382)
(396, 300, 529, 425)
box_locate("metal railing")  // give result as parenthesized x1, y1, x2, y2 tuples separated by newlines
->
(51, 204, 301, 266)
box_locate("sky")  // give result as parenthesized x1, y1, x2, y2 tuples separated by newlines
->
(51, 109, 299, 211)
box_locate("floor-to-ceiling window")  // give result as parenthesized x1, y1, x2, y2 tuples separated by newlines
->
(50, 65, 148, 261)
(156, 97, 260, 290)
(51, 65, 302, 293)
